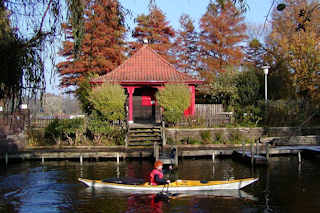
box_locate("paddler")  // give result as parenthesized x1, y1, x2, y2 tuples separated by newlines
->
(149, 160, 171, 185)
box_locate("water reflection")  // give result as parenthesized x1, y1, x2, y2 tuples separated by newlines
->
(0, 165, 79, 213)
(1, 158, 320, 212)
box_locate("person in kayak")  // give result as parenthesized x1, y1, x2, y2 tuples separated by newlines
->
(150, 160, 171, 185)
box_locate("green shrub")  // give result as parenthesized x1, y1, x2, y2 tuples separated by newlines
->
(167, 137, 175, 145)
(235, 105, 262, 127)
(214, 131, 226, 144)
(89, 83, 127, 121)
(228, 129, 243, 144)
(88, 113, 113, 144)
(44, 118, 85, 145)
(27, 128, 48, 146)
(57, 118, 85, 145)
(44, 119, 63, 144)
(187, 138, 201, 145)
(156, 84, 191, 126)
(200, 130, 212, 144)
(87, 112, 126, 145)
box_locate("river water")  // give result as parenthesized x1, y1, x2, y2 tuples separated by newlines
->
(0, 156, 320, 213)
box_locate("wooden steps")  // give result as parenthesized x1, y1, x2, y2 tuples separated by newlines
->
(126, 124, 162, 147)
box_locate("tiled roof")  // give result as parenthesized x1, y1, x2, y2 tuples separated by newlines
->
(91, 45, 200, 84)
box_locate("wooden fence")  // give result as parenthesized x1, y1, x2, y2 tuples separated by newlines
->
(0, 110, 30, 135)
(31, 119, 55, 129)
(195, 104, 224, 117)
(179, 104, 233, 127)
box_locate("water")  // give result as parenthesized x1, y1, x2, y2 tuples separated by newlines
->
(1, 156, 320, 213)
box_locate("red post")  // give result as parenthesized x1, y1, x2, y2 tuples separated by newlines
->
(184, 85, 195, 116)
(190, 85, 195, 115)
(127, 87, 135, 123)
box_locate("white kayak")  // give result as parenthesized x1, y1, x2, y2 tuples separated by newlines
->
(78, 177, 258, 192)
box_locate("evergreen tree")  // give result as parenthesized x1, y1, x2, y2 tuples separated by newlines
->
(199, 0, 247, 82)
(57, 0, 126, 89)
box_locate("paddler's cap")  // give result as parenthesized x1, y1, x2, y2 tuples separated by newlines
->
(154, 160, 163, 168)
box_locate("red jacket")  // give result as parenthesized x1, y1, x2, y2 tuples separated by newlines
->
(149, 169, 164, 185)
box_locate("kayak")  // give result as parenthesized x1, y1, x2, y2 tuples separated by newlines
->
(78, 177, 258, 192)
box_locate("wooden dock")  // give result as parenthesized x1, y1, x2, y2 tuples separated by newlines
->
(232, 151, 268, 166)
(1, 144, 320, 166)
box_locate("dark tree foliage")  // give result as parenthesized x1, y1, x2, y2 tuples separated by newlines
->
(0, 0, 84, 109)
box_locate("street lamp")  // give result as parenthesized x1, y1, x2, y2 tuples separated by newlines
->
(262, 65, 270, 103)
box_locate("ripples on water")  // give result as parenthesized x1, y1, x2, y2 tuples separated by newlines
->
(1, 156, 320, 213)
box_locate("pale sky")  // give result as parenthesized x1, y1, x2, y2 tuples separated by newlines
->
(47, 0, 274, 95)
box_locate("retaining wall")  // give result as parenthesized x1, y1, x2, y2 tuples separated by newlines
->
(165, 127, 320, 144)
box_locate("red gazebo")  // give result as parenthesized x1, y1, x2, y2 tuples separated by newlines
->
(91, 45, 202, 124)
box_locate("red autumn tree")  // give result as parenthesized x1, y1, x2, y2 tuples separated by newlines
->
(130, 5, 176, 64)
(199, 0, 247, 82)
(57, 0, 126, 89)
(173, 14, 200, 75)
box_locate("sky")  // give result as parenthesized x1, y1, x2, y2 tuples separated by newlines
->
(47, 0, 274, 95)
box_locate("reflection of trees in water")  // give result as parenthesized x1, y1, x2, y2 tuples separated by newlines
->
(264, 166, 272, 213)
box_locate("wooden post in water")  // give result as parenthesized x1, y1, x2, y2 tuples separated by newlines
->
(42, 156, 45, 164)
(116, 153, 120, 164)
(256, 138, 259, 156)
(298, 152, 301, 163)
(266, 143, 270, 161)
(80, 155, 83, 165)
(174, 146, 178, 166)
(250, 143, 254, 166)
(5, 152, 8, 166)
(117, 164, 120, 178)
(212, 152, 215, 163)
(242, 141, 245, 156)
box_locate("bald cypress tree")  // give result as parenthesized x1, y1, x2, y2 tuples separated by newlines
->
(57, 0, 126, 89)
(130, 5, 176, 64)
(174, 14, 200, 75)
(199, 0, 247, 82)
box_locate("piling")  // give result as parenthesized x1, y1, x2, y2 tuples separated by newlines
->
(242, 142, 245, 157)
(42, 156, 45, 164)
(256, 138, 259, 155)
(116, 153, 120, 164)
(117, 165, 120, 178)
(298, 152, 301, 163)
(80, 155, 83, 165)
(212, 152, 215, 163)
(174, 146, 178, 166)
(266, 143, 270, 161)
(5, 152, 8, 166)
(250, 143, 254, 166)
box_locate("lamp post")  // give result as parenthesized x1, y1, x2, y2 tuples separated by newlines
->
(262, 66, 270, 103)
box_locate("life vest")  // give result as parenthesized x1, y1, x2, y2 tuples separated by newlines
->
(150, 169, 163, 185)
